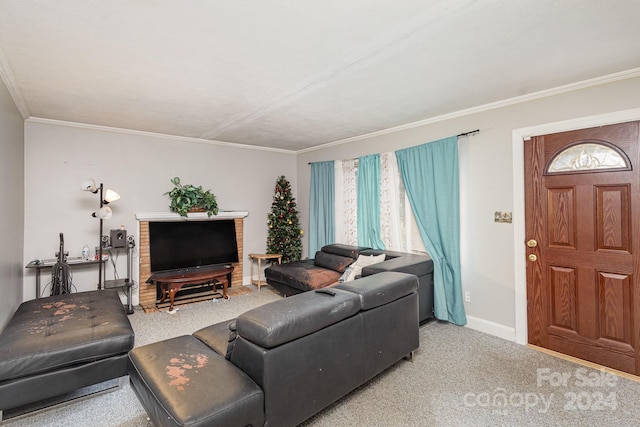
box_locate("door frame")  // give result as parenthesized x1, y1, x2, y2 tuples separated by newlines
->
(513, 107, 640, 345)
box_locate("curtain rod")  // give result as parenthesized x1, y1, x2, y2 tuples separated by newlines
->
(308, 130, 480, 164)
(457, 129, 480, 137)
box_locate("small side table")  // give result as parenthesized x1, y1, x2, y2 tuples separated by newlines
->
(248, 253, 282, 291)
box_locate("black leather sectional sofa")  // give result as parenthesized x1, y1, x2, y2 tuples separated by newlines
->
(129, 271, 420, 427)
(265, 243, 435, 324)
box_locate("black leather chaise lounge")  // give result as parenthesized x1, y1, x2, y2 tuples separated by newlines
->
(0, 290, 135, 420)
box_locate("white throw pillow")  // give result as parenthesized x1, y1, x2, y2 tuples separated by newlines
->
(340, 253, 386, 282)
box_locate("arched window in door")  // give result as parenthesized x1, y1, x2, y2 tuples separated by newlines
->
(546, 141, 631, 174)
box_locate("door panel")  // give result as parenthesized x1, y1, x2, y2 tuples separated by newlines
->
(549, 266, 577, 331)
(596, 185, 630, 252)
(598, 272, 633, 344)
(525, 121, 640, 375)
(547, 187, 576, 248)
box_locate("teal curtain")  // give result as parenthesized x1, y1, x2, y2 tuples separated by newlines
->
(357, 154, 385, 250)
(309, 161, 335, 255)
(395, 136, 466, 325)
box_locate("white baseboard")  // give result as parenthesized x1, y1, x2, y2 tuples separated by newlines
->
(464, 315, 516, 342)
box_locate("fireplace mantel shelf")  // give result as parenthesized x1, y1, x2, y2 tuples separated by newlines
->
(135, 211, 248, 222)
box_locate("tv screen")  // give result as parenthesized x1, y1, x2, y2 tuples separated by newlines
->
(149, 220, 239, 273)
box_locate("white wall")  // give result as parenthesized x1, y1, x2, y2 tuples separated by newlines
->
(23, 120, 296, 302)
(0, 77, 25, 329)
(16, 73, 640, 343)
(296, 75, 640, 339)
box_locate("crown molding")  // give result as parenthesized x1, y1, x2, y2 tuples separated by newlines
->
(0, 44, 29, 119)
(297, 67, 640, 154)
(26, 117, 297, 154)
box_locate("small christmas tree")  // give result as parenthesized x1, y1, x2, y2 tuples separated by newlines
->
(266, 176, 303, 263)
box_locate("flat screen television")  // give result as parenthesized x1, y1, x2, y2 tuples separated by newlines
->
(149, 220, 239, 273)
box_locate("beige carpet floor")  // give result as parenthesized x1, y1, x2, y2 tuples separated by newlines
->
(5, 285, 640, 426)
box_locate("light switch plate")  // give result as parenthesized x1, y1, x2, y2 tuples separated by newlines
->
(494, 211, 512, 223)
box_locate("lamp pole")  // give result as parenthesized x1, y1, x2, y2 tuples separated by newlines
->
(83, 178, 119, 289)
(98, 183, 104, 290)
(83, 178, 118, 290)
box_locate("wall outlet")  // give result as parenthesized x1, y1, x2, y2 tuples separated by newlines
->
(464, 291, 471, 303)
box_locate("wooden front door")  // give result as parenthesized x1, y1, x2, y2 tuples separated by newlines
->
(525, 121, 640, 375)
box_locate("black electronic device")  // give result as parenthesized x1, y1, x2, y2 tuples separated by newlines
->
(149, 220, 238, 273)
(110, 229, 127, 249)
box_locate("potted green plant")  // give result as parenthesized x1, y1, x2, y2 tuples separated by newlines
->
(165, 177, 219, 217)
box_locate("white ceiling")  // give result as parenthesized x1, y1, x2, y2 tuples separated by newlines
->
(1, 1, 639, 152)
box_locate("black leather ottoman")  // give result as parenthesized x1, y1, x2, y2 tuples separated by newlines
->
(0, 290, 135, 418)
(129, 335, 264, 427)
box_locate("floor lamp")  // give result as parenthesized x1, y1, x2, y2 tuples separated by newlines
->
(81, 179, 120, 290)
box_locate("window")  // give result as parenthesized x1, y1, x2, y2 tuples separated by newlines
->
(335, 154, 428, 255)
(546, 142, 630, 174)
(398, 178, 429, 254)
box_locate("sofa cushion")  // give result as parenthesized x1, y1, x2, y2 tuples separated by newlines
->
(264, 260, 341, 291)
(236, 289, 361, 348)
(321, 244, 370, 260)
(340, 253, 386, 282)
(313, 251, 354, 273)
(128, 335, 264, 427)
(336, 272, 418, 310)
(0, 290, 134, 382)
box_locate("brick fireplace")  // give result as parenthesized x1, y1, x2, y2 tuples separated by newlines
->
(135, 211, 247, 312)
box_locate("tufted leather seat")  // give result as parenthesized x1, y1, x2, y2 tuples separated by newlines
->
(0, 290, 134, 417)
